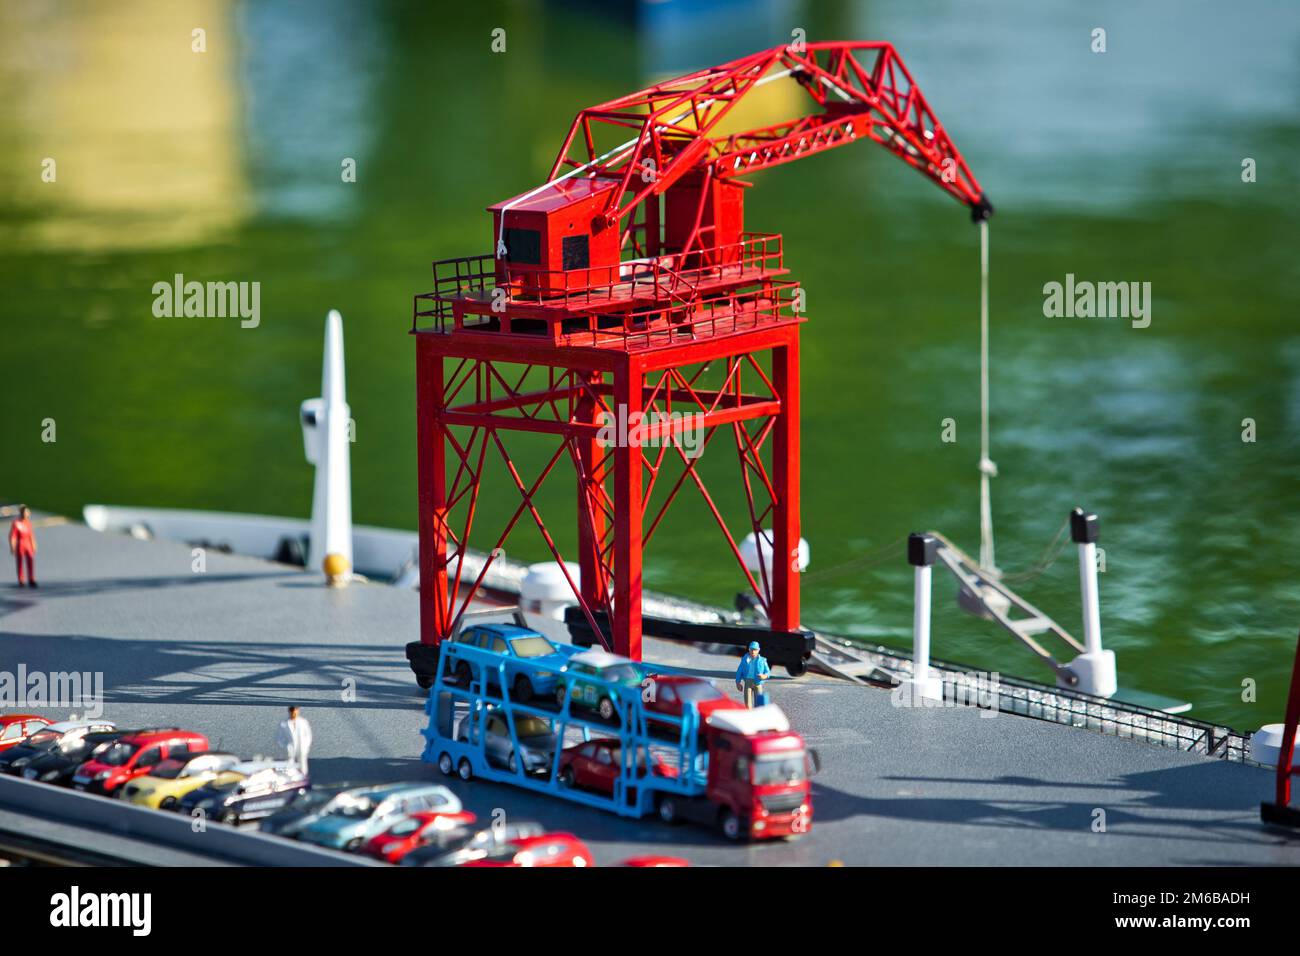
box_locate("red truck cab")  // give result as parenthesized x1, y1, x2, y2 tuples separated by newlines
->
(703, 706, 814, 841)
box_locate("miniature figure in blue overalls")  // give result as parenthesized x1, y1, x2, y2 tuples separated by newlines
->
(735, 641, 771, 708)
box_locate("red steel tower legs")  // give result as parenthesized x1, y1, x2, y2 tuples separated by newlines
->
(611, 359, 644, 660)
(415, 337, 450, 645)
(413, 312, 803, 661)
(770, 340, 800, 635)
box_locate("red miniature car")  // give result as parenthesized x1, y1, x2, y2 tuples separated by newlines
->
(462, 832, 593, 867)
(621, 855, 691, 867)
(362, 809, 478, 863)
(643, 674, 745, 735)
(0, 714, 51, 751)
(557, 738, 675, 795)
(71, 728, 209, 795)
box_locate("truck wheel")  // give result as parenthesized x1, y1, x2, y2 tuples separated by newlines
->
(416, 675, 434, 690)
(514, 675, 533, 701)
(786, 660, 806, 677)
(720, 809, 745, 841)
(657, 795, 681, 825)
(457, 758, 473, 781)
(437, 752, 454, 776)
(598, 697, 616, 722)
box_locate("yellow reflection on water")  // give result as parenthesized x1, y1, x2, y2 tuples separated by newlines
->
(0, 0, 249, 251)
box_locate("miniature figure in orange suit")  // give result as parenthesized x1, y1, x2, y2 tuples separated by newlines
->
(8, 506, 37, 588)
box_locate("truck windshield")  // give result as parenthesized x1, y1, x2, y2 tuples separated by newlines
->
(751, 752, 807, 786)
(509, 636, 557, 658)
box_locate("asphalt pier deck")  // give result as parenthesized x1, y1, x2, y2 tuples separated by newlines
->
(2, 518, 1297, 866)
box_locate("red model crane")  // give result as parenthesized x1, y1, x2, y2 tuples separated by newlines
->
(409, 41, 991, 668)
(1261, 632, 1300, 828)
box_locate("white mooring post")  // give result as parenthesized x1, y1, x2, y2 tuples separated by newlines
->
(301, 310, 353, 581)
(900, 532, 943, 703)
(1063, 508, 1117, 697)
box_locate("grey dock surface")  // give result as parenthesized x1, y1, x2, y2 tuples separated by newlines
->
(2, 518, 1297, 866)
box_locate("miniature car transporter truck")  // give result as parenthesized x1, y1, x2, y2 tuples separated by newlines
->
(421, 639, 816, 841)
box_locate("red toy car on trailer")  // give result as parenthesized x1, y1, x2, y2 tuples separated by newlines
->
(643, 674, 746, 737)
(558, 737, 676, 794)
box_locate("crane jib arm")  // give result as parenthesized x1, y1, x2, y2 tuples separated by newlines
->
(543, 40, 993, 243)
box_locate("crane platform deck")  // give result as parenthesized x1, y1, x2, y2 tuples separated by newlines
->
(3, 516, 1298, 866)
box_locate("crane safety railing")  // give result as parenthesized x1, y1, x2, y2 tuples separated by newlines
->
(573, 279, 804, 349)
(413, 233, 784, 333)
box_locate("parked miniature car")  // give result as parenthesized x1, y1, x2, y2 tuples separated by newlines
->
(0, 714, 50, 751)
(295, 783, 461, 852)
(0, 719, 116, 774)
(446, 623, 575, 700)
(71, 728, 209, 795)
(16, 728, 128, 785)
(643, 674, 745, 737)
(362, 808, 478, 863)
(389, 821, 483, 866)
(454, 706, 557, 778)
(178, 761, 309, 824)
(118, 751, 241, 810)
(399, 820, 546, 867)
(556, 649, 644, 722)
(256, 783, 364, 839)
(557, 738, 675, 795)
(462, 832, 594, 867)
(621, 855, 691, 867)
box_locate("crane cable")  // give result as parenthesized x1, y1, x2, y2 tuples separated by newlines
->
(977, 219, 998, 573)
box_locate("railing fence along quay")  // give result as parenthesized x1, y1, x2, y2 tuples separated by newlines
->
(814, 637, 1254, 762)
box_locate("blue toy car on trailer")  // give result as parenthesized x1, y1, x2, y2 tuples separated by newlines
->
(446, 622, 577, 702)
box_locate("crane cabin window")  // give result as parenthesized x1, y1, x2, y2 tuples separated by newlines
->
(503, 228, 541, 266)
(561, 234, 590, 271)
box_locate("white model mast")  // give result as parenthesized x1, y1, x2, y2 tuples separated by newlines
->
(301, 309, 353, 579)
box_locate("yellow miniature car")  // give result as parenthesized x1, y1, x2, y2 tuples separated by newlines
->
(118, 751, 241, 810)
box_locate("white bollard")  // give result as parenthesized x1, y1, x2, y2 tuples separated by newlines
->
(302, 310, 353, 578)
(739, 530, 810, 577)
(520, 561, 581, 621)
(899, 533, 943, 703)
(1062, 508, 1117, 697)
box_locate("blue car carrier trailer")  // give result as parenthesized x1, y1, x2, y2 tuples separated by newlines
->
(419, 640, 817, 839)
(420, 639, 707, 819)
